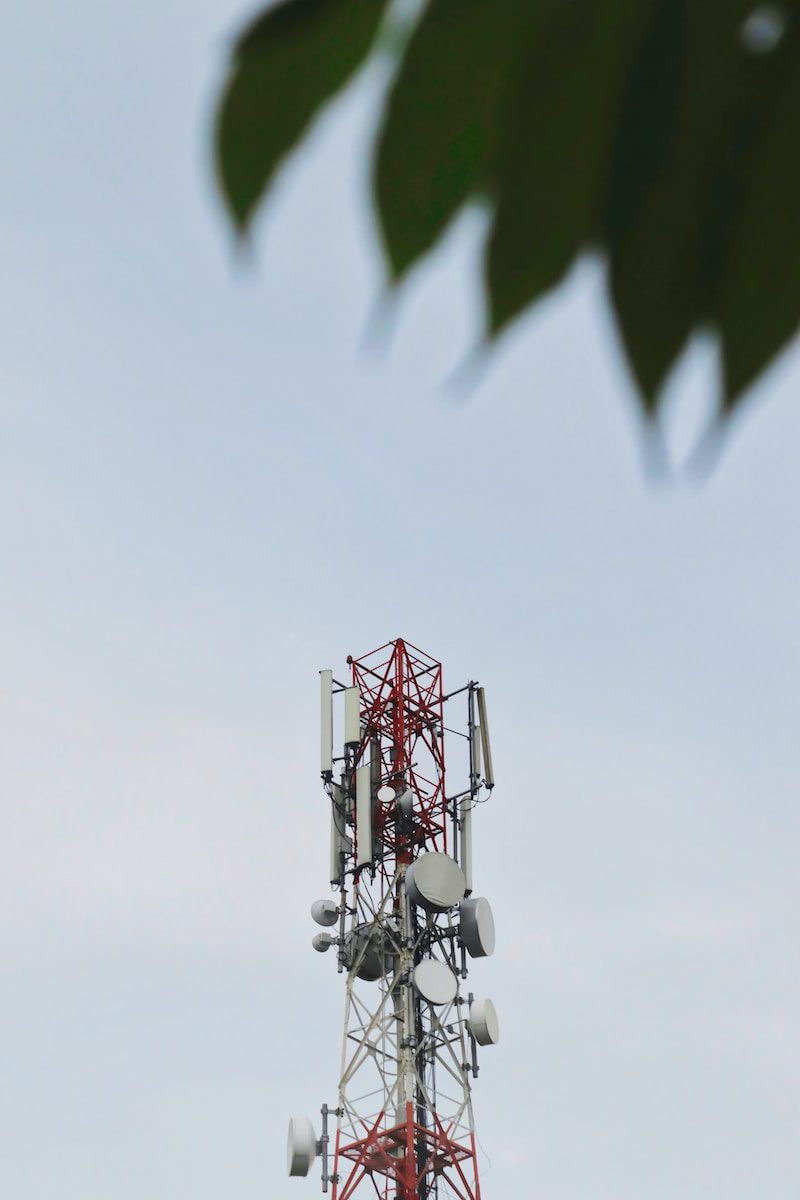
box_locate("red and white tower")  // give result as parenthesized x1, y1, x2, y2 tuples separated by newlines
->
(288, 638, 498, 1200)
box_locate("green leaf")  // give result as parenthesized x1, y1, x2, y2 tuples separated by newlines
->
(716, 15, 800, 406)
(605, 0, 799, 412)
(602, 0, 692, 408)
(486, 0, 657, 337)
(374, 0, 536, 280)
(213, 0, 800, 431)
(215, 0, 389, 233)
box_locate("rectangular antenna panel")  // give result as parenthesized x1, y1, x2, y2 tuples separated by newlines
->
(329, 783, 346, 886)
(344, 687, 361, 747)
(460, 796, 473, 893)
(320, 670, 333, 775)
(370, 737, 381, 794)
(473, 724, 482, 778)
(355, 764, 372, 867)
(476, 687, 494, 788)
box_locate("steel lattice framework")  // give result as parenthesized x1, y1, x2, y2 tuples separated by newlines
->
(292, 638, 497, 1200)
(350, 640, 447, 866)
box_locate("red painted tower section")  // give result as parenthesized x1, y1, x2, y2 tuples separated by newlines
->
(350, 639, 447, 864)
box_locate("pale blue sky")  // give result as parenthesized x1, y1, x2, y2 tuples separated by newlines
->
(1, 4, 798, 1199)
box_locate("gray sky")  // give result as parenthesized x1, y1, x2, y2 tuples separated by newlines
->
(1, 3, 798, 1198)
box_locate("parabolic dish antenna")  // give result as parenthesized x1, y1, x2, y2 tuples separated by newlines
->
(406, 852, 466, 912)
(468, 998, 500, 1046)
(311, 899, 339, 927)
(287, 1117, 317, 1177)
(413, 958, 458, 1006)
(377, 784, 396, 804)
(345, 921, 399, 981)
(459, 896, 495, 958)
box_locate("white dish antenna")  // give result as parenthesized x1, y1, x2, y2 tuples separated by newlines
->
(311, 899, 339, 927)
(312, 932, 336, 953)
(413, 958, 458, 1006)
(377, 784, 395, 804)
(468, 998, 499, 1046)
(406, 852, 466, 912)
(459, 897, 495, 958)
(287, 1117, 317, 1176)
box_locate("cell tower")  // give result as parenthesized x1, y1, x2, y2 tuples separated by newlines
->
(287, 638, 498, 1200)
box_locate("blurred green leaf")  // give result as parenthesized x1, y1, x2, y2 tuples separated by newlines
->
(715, 11, 800, 405)
(605, 0, 800, 410)
(214, 0, 800, 430)
(374, 0, 534, 280)
(216, 0, 389, 232)
(486, 0, 657, 337)
(602, 0, 689, 408)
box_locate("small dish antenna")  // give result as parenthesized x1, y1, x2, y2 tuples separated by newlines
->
(311, 899, 339, 927)
(287, 1116, 318, 1176)
(468, 998, 499, 1046)
(413, 958, 458, 1006)
(459, 897, 495, 958)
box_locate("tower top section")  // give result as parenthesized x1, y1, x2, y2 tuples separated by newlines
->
(348, 638, 446, 866)
(321, 635, 494, 891)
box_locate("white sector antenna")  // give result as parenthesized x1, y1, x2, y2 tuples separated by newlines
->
(320, 670, 333, 775)
(460, 796, 473, 893)
(355, 763, 372, 868)
(476, 687, 494, 788)
(344, 686, 360, 747)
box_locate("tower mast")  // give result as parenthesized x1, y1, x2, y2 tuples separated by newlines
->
(290, 638, 498, 1200)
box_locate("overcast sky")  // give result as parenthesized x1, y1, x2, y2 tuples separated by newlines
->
(1, 4, 799, 1199)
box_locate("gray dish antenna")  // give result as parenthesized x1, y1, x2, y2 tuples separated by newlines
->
(459, 897, 495, 958)
(468, 998, 499, 1046)
(406, 852, 466, 912)
(344, 921, 399, 981)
